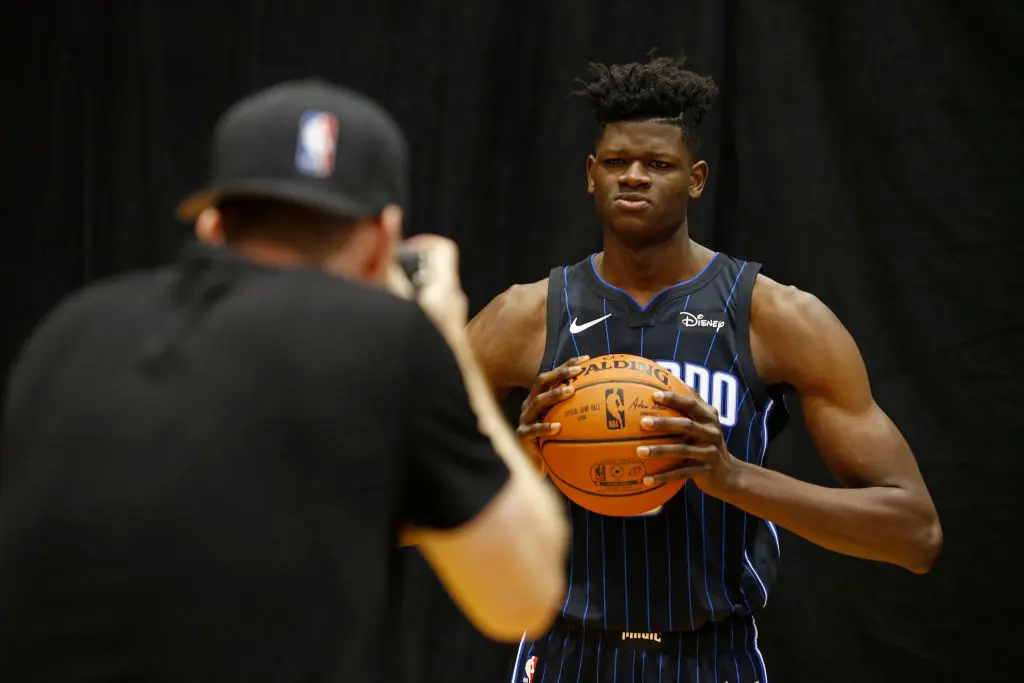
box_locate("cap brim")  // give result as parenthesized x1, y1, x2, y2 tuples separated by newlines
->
(175, 179, 378, 223)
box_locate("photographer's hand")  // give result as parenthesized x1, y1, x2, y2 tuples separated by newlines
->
(399, 235, 469, 338)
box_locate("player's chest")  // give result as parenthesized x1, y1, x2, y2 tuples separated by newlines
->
(555, 295, 745, 428)
(561, 292, 730, 349)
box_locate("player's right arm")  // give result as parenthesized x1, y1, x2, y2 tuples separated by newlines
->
(465, 281, 588, 475)
(465, 280, 549, 402)
(397, 238, 569, 642)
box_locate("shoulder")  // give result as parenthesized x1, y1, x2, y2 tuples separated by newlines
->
(749, 274, 856, 387)
(6, 269, 171, 384)
(749, 274, 834, 335)
(274, 275, 427, 356)
(32, 269, 172, 335)
(256, 268, 418, 324)
(472, 278, 548, 330)
(466, 277, 549, 390)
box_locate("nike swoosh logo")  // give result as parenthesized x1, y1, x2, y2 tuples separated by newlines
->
(569, 314, 612, 334)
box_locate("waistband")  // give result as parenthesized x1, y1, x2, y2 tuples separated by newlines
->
(546, 614, 757, 655)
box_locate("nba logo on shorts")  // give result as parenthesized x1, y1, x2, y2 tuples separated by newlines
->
(295, 111, 339, 178)
(522, 655, 538, 683)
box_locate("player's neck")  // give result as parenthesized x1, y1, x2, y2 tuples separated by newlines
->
(597, 230, 706, 297)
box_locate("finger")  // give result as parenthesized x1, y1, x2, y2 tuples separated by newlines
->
(535, 384, 577, 410)
(642, 464, 712, 486)
(521, 384, 576, 424)
(403, 234, 458, 267)
(384, 263, 415, 300)
(639, 416, 720, 441)
(403, 233, 456, 251)
(652, 391, 719, 422)
(403, 236, 461, 292)
(534, 356, 591, 392)
(516, 422, 561, 439)
(637, 443, 718, 459)
(636, 443, 719, 459)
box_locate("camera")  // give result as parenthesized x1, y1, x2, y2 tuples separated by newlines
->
(397, 246, 427, 290)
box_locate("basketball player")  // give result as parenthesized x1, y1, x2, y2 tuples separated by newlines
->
(0, 79, 567, 682)
(467, 54, 943, 683)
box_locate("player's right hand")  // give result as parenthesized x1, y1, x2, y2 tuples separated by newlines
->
(516, 356, 591, 471)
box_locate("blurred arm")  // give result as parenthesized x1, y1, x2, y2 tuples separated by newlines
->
(401, 309, 567, 641)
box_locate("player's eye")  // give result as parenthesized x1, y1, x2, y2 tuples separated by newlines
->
(649, 161, 672, 169)
(604, 158, 625, 166)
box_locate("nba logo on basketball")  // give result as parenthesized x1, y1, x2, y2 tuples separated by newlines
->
(522, 655, 538, 683)
(604, 388, 626, 430)
(295, 111, 339, 178)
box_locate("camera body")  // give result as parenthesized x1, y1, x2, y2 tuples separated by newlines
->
(397, 246, 426, 291)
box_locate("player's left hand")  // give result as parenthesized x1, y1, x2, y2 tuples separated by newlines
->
(636, 391, 743, 497)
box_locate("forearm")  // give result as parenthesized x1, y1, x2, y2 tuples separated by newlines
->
(718, 461, 941, 574)
(442, 328, 567, 533)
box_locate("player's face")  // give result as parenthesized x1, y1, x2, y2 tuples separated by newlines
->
(586, 121, 708, 246)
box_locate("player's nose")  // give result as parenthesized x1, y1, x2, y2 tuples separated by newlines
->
(619, 161, 651, 188)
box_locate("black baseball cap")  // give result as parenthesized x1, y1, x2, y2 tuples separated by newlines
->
(177, 78, 409, 222)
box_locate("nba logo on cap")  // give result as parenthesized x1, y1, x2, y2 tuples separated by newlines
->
(295, 111, 339, 178)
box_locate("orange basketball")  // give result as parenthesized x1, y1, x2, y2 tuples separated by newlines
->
(538, 353, 697, 517)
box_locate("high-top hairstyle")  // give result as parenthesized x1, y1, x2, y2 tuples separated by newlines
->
(574, 51, 719, 153)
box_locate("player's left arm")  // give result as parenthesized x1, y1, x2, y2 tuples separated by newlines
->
(643, 277, 942, 574)
(734, 280, 942, 573)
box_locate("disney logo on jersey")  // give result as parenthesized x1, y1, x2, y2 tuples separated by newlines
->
(678, 311, 727, 333)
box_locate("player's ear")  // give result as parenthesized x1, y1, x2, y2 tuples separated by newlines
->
(688, 161, 709, 199)
(586, 155, 597, 195)
(194, 208, 226, 246)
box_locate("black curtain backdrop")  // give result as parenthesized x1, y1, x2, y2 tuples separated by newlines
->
(2, 2, 1022, 681)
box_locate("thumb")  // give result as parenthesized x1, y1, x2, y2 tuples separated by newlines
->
(384, 263, 415, 300)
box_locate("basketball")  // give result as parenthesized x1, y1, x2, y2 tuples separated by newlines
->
(538, 353, 698, 517)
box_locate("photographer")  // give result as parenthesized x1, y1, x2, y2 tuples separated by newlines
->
(0, 79, 568, 682)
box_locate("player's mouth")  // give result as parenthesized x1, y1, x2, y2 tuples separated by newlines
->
(613, 193, 651, 211)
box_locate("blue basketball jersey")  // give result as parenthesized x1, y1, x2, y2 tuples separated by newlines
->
(539, 253, 789, 634)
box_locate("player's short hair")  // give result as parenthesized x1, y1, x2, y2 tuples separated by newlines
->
(574, 51, 719, 153)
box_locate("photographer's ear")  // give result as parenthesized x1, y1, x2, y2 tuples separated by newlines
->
(194, 208, 226, 246)
(379, 204, 403, 249)
(371, 204, 403, 280)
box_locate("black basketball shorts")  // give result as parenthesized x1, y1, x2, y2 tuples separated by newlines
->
(510, 616, 768, 683)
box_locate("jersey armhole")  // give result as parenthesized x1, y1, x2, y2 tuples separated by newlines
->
(537, 266, 565, 374)
(734, 261, 771, 409)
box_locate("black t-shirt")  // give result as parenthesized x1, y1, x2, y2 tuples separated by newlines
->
(0, 244, 510, 682)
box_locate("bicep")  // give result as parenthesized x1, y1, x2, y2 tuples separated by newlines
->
(781, 296, 927, 490)
(800, 391, 923, 489)
(465, 283, 547, 401)
(465, 296, 514, 399)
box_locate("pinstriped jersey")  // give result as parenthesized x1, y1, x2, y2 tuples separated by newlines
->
(539, 252, 789, 634)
